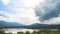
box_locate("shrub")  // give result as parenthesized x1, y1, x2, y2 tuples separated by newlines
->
(0, 30, 5, 34)
(25, 31, 30, 34)
(17, 32, 24, 34)
(32, 31, 37, 34)
(37, 31, 41, 34)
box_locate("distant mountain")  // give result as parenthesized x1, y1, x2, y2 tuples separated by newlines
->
(0, 21, 24, 28)
(26, 23, 49, 29)
(25, 23, 60, 29)
(0, 21, 60, 29)
(30, 23, 49, 27)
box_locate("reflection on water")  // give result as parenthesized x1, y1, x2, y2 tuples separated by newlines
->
(0, 28, 59, 34)
(0, 28, 39, 34)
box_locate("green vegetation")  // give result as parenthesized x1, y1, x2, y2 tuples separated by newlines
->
(32, 31, 37, 34)
(17, 29, 60, 34)
(0, 29, 60, 34)
(0, 30, 12, 34)
(0, 30, 5, 34)
(25, 31, 30, 34)
(17, 32, 25, 34)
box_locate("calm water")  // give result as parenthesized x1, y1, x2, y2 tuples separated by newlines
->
(0, 28, 58, 34)
(0, 28, 39, 34)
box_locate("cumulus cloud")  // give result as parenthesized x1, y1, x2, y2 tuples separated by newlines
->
(0, 11, 9, 21)
(35, 0, 60, 21)
(1, 0, 60, 25)
(0, 11, 9, 18)
(35, 0, 60, 24)
(43, 14, 60, 25)
(3, 0, 44, 24)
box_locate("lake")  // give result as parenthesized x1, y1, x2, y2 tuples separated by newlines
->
(0, 28, 39, 34)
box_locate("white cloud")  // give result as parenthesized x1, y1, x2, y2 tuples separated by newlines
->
(1, 0, 10, 5)
(3, 0, 44, 25)
(0, 11, 9, 21)
(1, 0, 60, 25)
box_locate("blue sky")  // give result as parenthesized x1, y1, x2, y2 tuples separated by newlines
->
(0, 0, 60, 25)
(0, 0, 15, 14)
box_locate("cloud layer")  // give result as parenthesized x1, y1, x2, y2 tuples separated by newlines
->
(35, 0, 60, 24)
(0, 0, 60, 25)
(0, 0, 43, 25)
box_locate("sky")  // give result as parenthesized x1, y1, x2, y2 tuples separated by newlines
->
(0, 0, 60, 25)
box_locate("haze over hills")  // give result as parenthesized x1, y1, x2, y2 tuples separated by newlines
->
(0, 21, 60, 29)
(27, 23, 60, 29)
(0, 21, 24, 28)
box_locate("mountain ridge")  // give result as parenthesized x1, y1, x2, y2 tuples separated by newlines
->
(0, 21, 24, 28)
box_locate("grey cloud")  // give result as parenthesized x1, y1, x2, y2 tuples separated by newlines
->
(35, 0, 60, 21)
(0, 12, 9, 18)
